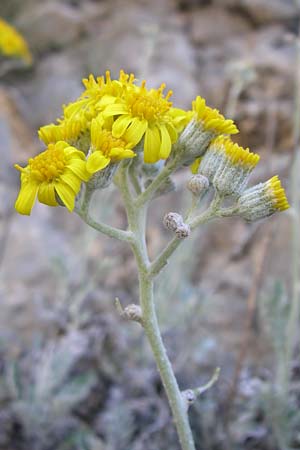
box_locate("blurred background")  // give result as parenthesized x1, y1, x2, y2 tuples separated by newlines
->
(0, 0, 299, 449)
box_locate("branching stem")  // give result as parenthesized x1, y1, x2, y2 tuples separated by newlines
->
(78, 165, 224, 450)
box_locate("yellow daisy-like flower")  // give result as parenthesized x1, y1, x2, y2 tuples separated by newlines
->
(103, 80, 188, 163)
(14, 141, 90, 215)
(86, 116, 136, 174)
(63, 70, 135, 124)
(192, 96, 238, 135)
(0, 18, 32, 64)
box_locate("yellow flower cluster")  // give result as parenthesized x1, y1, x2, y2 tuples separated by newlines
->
(14, 69, 289, 218)
(0, 18, 32, 64)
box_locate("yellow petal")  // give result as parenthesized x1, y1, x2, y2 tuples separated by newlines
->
(165, 123, 178, 143)
(159, 124, 172, 159)
(112, 115, 132, 138)
(103, 103, 128, 117)
(15, 181, 39, 215)
(98, 95, 117, 107)
(144, 126, 161, 163)
(64, 146, 86, 160)
(86, 152, 110, 174)
(190, 157, 202, 174)
(109, 147, 135, 160)
(54, 181, 76, 212)
(67, 159, 90, 181)
(38, 182, 58, 206)
(124, 118, 147, 146)
(60, 170, 82, 194)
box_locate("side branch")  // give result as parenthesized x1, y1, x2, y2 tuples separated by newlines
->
(150, 195, 222, 277)
(76, 209, 133, 242)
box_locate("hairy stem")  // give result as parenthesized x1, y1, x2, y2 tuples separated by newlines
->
(117, 164, 196, 450)
(76, 186, 133, 242)
(138, 272, 196, 450)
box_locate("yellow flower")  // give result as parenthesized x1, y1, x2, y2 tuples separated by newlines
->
(0, 18, 32, 64)
(14, 141, 90, 215)
(86, 117, 136, 174)
(192, 96, 238, 135)
(199, 136, 260, 196)
(38, 118, 87, 145)
(266, 176, 290, 211)
(238, 175, 289, 221)
(103, 80, 188, 163)
(63, 70, 135, 124)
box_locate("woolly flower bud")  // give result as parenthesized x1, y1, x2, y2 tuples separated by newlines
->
(199, 136, 260, 197)
(237, 176, 289, 222)
(174, 119, 216, 166)
(175, 224, 191, 239)
(187, 174, 209, 196)
(170, 97, 238, 167)
(163, 212, 183, 231)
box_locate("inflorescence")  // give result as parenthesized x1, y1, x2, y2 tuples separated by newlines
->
(14, 69, 289, 219)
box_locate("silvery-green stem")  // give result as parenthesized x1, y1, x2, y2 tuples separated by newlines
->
(138, 272, 196, 450)
(76, 185, 133, 242)
(116, 162, 196, 450)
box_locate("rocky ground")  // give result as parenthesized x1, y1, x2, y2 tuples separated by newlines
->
(0, 1, 298, 449)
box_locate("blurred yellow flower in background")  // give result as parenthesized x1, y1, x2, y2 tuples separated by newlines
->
(0, 17, 32, 64)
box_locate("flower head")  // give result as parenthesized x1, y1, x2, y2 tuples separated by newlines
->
(192, 96, 238, 135)
(86, 117, 136, 174)
(238, 176, 289, 221)
(199, 136, 260, 196)
(63, 70, 135, 124)
(0, 18, 32, 63)
(103, 80, 188, 163)
(38, 118, 88, 146)
(172, 97, 238, 167)
(14, 141, 90, 215)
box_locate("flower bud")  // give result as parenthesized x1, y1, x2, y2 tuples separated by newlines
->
(175, 224, 191, 239)
(199, 136, 260, 197)
(163, 212, 183, 231)
(170, 96, 238, 167)
(122, 304, 143, 324)
(187, 174, 209, 196)
(237, 176, 289, 221)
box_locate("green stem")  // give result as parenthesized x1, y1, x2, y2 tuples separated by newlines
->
(138, 272, 196, 450)
(76, 186, 133, 242)
(116, 166, 196, 450)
